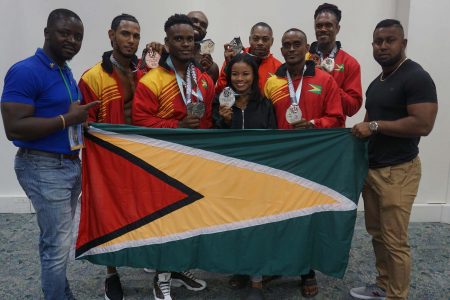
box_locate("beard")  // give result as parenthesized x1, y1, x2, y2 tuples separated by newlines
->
(116, 46, 136, 59)
(194, 31, 206, 42)
(112, 38, 137, 59)
(374, 51, 403, 67)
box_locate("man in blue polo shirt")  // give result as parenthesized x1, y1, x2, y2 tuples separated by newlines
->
(1, 9, 98, 300)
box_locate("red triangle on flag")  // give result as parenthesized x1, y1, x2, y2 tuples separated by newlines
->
(76, 134, 203, 256)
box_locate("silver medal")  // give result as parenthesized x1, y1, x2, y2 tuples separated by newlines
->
(219, 87, 236, 108)
(186, 102, 194, 116)
(199, 39, 215, 55)
(285, 105, 302, 124)
(229, 37, 243, 55)
(321, 57, 335, 73)
(145, 48, 161, 69)
(192, 102, 205, 118)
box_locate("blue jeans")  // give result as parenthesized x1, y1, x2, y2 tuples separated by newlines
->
(15, 151, 81, 300)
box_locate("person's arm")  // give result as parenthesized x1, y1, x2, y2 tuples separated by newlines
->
(339, 60, 363, 117)
(352, 103, 437, 138)
(267, 100, 277, 129)
(78, 77, 100, 123)
(353, 68, 438, 138)
(1, 64, 98, 141)
(199, 74, 215, 129)
(215, 61, 228, 95)
(1, 101, 98, 141)
(132, 81, 180, 128)
(199, 55, 219, 83)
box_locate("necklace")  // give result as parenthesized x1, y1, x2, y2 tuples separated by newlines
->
(110, 54, 136, 73)
(380, 58, 408, 81)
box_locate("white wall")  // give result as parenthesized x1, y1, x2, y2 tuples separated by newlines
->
(405, 0, 450, 222)
(0, 0, 448, 221)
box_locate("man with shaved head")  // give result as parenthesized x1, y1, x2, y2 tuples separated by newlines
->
(187, 10, 219, 83)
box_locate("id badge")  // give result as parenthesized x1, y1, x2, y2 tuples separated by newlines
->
(68, 124, 84, 150)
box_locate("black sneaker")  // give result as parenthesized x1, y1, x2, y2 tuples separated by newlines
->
(171, 271, 207, 291)
(153, 272, 172, 300)
(104, 273, 124, 300)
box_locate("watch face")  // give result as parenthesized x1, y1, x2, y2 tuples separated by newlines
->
(369, 121, 378, 132)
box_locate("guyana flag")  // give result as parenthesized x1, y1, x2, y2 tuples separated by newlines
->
(75, 124, 367, 278)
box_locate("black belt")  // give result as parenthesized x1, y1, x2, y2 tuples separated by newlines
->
(18, 148, 79, 160)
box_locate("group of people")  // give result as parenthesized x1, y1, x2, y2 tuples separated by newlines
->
(0, 2, 438, 300)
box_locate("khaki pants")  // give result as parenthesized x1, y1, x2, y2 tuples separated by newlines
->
(363, 157, 421, 300)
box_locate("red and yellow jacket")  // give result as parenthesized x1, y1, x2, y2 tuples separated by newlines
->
(132, 54, 214, 128)
(264, 61, 344, 129)
(216, 47, 282, 95)
(79, 51, 144, 124)
(307, 42, 362, 118)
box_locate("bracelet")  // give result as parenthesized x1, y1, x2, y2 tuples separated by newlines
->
(58, 115, 66, 130)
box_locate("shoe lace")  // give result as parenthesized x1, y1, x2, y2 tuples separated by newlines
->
(159, 279, 171, 296)
(180, 271, 196, 280)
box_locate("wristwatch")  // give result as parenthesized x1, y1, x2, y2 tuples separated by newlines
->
(368, 121, 379, 133)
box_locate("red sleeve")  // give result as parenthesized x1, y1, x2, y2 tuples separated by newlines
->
(78, 78, 100, 123)
(132, 82, 179, 128)
(199, 74, 214, 129)
(215, 61, 227, 95)
(313, 76, 345, 128)
(340, 60, 362, 117)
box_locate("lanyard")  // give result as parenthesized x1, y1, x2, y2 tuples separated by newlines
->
(318, 45, 338, 62)
(286, 66, 306, 106)
(166, 57, 203, 105)
(58, 66, 77, 103)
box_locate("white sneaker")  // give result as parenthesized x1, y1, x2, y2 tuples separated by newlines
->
(350, 284, 386, 299)
(171, 271, 207, 291)
(153, 273, 172, 300)
(144, 268, 155, 273)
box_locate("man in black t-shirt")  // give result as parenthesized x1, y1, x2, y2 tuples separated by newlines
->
(351, 19, 438, 300)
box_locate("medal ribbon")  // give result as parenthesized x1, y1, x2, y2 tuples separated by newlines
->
(58, 65, 83, 150)
(286, 65, 306, 106)
(167, 57, 203, 106)
(58, 66, 79, 103)
(317, 44, 338, 62)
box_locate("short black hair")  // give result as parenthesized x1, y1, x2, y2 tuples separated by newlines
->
(314, 3, 342, 23)
(164, 14, 193, 33)
(375, 19, 404, 33)
(250, 22, 273, 35)
(283, 28, 307, 43)
(111, 14, 139, 31)
(225, 53, 261, 101)
(47, 8, 81, 27)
